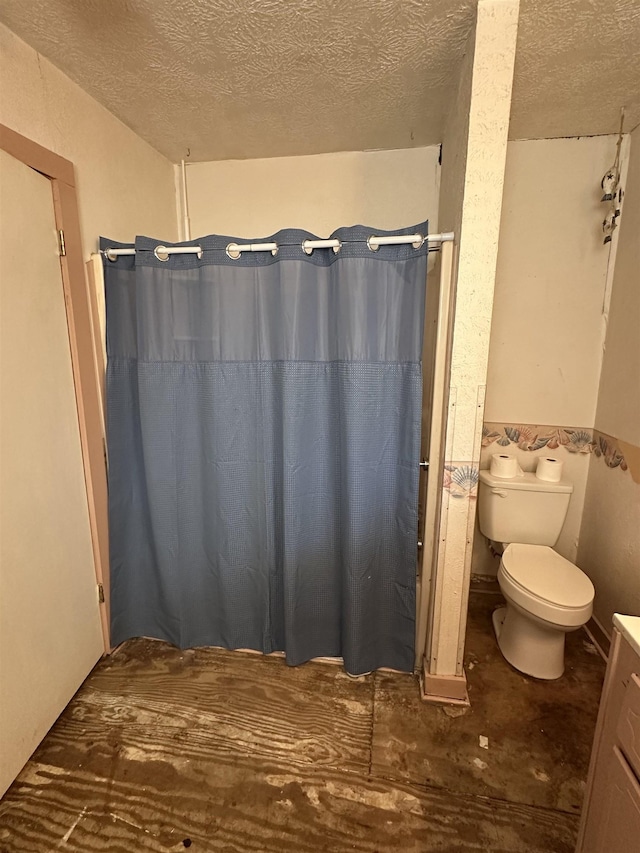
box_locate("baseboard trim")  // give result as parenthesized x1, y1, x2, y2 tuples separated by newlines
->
(420, 664, 470, 706)
(584, 616, 611, 662)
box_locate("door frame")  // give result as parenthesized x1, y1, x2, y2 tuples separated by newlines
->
(414, 240, 455, 670)
(0, 124, 110, 652)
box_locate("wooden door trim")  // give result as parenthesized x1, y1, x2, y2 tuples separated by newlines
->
(1, 123, 111, 653)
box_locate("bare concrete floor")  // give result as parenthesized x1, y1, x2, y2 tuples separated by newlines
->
(0, 589, 605, 852)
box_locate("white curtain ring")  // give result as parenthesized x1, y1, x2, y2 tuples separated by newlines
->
(226, 243, 241, 260)
(412, 235, 425, 249)
(302, 240, 314, 256)
(154, 245, 170, 262)
(332, 241, 342, 254)
(366, 236, 380, 252)
(105, 248, 119, 262)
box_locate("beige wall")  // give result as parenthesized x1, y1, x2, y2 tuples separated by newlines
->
(485, 136, 617, 427)
(578, 125, 640, 631)
(579, 459, 640, 630)
(593, 127, 640, 447)
(183, 147, 441, 239)
(0, 24, 177, 254)
(473, 134, 621, 577)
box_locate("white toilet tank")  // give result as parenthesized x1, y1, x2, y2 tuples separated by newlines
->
(478, 470, 573, 546)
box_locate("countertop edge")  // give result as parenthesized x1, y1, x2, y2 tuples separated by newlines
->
(613, 613, 640, 658)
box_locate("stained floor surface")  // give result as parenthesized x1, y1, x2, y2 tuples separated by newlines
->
(0, 589, 605, 852)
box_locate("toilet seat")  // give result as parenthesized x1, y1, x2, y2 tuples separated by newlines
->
(502, 544, 594, 607)
(498, 544, 594, 627)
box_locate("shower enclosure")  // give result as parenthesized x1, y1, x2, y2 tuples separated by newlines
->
(88, 222, 454, 675)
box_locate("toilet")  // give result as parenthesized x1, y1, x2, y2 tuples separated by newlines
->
(477, 469, 595, 680)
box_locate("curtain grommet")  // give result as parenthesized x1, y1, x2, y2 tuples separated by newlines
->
(412, 235, 425, 249)
(226, 243, 241, 260)
(154, 245, 170, 262)
(104, 248, 118, 262)
(333, 241, 342, 254)
(366, 237, 380, 252)
(302, 240, 313, 255)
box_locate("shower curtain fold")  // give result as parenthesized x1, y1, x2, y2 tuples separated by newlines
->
(102, 223, 427, 674)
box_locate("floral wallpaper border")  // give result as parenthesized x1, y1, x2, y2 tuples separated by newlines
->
(482, 422, 632, 474)
(440, 423, 640, 499)
(443, 463, 479, 499)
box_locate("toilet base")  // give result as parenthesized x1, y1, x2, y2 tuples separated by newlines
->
(492, 606, 506, 639)
(492, 604, 565, 680)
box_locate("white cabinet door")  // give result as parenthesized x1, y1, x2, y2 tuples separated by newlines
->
(0, 150, 104, 797)
(590, 746, 640, 853)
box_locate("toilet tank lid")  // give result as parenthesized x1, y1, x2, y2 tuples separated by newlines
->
(479, 470, 573, 494)
(502, 544, 594, 608)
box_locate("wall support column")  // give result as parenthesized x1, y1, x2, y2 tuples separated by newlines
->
(422, 0, 520, 703)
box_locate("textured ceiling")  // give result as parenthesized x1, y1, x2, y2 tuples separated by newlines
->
(512, 0, 640, 140)
(0, 0, 477, 161)
(1, 0, 639, 162)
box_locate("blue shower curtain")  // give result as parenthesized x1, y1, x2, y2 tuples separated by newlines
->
(102, 223, 427, 674)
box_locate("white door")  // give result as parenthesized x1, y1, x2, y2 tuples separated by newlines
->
(0, 149, 104, 797)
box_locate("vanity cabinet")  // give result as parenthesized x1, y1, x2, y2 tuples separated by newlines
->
(576, 615, 640, 853)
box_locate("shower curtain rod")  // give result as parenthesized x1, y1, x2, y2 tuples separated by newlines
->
(103, 231, 454, 261)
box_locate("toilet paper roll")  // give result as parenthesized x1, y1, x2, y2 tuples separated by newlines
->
(490, 453, 522, 479)
(536, 456, 563, 482)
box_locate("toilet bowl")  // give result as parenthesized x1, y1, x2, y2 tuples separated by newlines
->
(494, 543, 594, 679)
